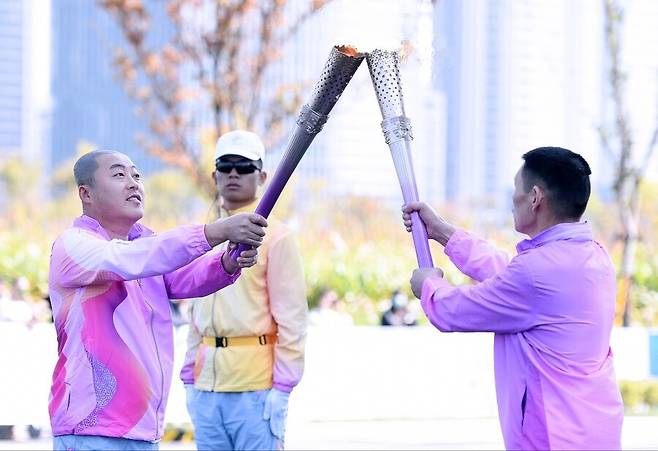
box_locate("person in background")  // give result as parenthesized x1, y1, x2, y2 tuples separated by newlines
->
(308, 287, 353, 327)
(182, 130, 307, 450)
(0, 278, 34, 326)
(380, 290, 417, 327)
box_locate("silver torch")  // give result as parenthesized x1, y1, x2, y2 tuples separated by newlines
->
(231, 45, 365, 259)
(366, 49, 434, 268)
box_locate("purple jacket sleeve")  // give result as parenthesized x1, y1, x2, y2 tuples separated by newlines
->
(445, 229, 510, 282)
(52, 225, 213, 288)
(164, 250, 240, 299)
(420, 254, 537, 333)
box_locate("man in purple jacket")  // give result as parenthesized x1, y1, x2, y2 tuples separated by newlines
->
(403, 147, 623, 450)
(49, 150, 267, 450)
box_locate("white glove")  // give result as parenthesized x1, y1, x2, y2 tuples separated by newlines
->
(262, 388, 290, 440)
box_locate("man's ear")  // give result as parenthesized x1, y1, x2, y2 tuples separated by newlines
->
(258, 170, 267, 186)
(212, 170, 219, 184)
(79, 185, 92, 205)
(531, 185, 545, 211)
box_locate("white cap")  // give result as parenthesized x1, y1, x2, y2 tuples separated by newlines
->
(214, 130, 265, 162)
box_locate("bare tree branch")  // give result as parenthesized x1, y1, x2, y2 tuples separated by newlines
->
(601, 0, 658, 326)
(639, 122, 658, 179)
(99, 0, 334, 198)
(597, 125, 618, 162)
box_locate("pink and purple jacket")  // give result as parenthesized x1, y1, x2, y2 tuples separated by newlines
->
(48, 215, 240, 442)
(421, 222, 623, 450)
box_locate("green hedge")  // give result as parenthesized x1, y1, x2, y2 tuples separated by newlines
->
(619, 380, 658, 414)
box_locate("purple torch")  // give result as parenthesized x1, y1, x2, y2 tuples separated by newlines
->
(366, 49, 434, 268)
(231, 45, 364, 259)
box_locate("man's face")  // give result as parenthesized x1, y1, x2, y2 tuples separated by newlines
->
(214, 155, 265, 207)
(85, 153, 145, 223)
(512, 167, 535, 234)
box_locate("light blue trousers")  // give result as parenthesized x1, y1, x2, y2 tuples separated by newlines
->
(53, 434, 159, 450)
(186, 387, 280, 451)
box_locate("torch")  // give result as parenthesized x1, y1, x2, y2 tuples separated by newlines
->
(231, 45, 365, 259)
(366, 49, 434, 268)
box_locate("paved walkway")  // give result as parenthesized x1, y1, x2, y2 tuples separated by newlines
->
(2, 416, 656, 450)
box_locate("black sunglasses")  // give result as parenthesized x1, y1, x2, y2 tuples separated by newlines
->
(215, 161, 261, 174)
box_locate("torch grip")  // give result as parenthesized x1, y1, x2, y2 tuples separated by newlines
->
(229, 242, 249, 260)
(228, 202, 270, 260)
(388, 137, 434, 269)
(409, 211, 433, 268)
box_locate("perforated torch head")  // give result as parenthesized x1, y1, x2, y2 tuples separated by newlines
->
(366, 49, 406, 120)
(307, 45, 365, 115)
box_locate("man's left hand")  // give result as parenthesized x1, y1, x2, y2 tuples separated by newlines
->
(263, 388, 289, 441)
(221, 243, 258, 274)
(411, 267, 444, 299)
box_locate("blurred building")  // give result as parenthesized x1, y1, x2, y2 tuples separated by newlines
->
(0, 0, 50, 163)
(46, 0, 445, 209)
(8, 0, 654, 209)
(49, 0, 171, 173)
(434, 0, 606, 222)
(610, 0, 658, 183)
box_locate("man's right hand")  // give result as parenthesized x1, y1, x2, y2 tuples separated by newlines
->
(402, 202, 456, 247)
(204, 213, 268, 248)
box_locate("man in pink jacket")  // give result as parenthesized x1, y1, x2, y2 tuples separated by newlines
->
(404, 147, 623, 450)
(48, 150, 267, 451)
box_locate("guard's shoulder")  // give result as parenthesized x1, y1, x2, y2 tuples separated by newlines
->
(264, 216, 296, 245)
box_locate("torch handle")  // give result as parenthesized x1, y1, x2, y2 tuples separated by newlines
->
(388, 137, 434, 269)
(229, 124, 317, 261)
(228, 46, 364, 262)
(408, 211, 434, 268)
(228, 203, 269, 260)
(366, 50, 433, 268)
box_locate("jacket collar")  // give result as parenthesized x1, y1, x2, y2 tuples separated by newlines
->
(73, 214, 154, 241)
(516, 221, 592, 253)
(219, 199, 259, 218)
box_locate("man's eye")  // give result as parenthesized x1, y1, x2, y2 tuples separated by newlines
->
(133, 173, 141, 180)
(114, 172, 124, 177)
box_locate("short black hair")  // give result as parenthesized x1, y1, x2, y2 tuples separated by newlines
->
(521, 146, 592, 220)
(73, 150, 119, 187)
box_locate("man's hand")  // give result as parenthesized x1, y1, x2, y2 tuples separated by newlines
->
(410, 267, 444, 299)
(402, 202, 456, 247)
(204, 213, 267, 248)
(263, 388, 289, 441)
(220, 243, 258, 274)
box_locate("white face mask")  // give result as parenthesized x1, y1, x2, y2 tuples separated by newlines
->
(392, 293, 408, 309)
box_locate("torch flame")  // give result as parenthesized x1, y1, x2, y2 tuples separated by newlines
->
(335, 45, 363, 58)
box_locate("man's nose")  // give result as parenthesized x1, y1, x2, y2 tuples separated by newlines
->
(127, 175, 140, 188)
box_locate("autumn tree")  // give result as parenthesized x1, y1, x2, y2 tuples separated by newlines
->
(601, 0, 658, 326)
(99, 0, 332, 197)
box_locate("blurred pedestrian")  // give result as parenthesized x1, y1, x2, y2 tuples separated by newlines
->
(380, 290, 417, 326)
(403, 147, 623, 449)
(0, 278, 33, 325)
(48, 150, 266, 451)
(309, 287, 353, 327)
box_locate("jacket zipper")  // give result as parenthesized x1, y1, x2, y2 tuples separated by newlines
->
(139, 279, 164, 441)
